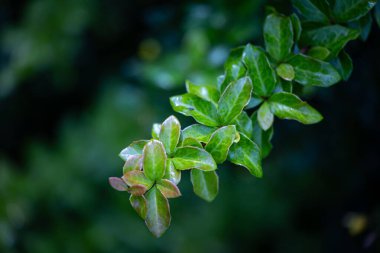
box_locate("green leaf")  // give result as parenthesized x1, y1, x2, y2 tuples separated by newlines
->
(182, 138, 203, 148)
(205, 125, 236, 164)
(333, 0, 377, 22)
(145, 186, 171, 238)
(159, 115, 181, 156)
(217, 77, 253, 124)
(123, 155, 142, 173)
(268, 92, 323, 124)
(163, 159, 181, 185)
(279, 79, 293, 93)
(276, 63, 295, 81)
(119, 140, 148, 161)
(301, 25, 360, 56)
(170, 94, 219, 127)
(292, 0, 330, 23)
(186, 80, 220, 104)
(257, 102, 274, 131)
(157, 179, 181, 198)
(123, 170, 154, 190)
(376, 3, 380, 27)
(251, 112, 274, 158)
(190, 170, 219, 202)
(307, 46, 331, 60)
(228, 133, 262, 177)
(181, 124, 216, 143)
(172, 147, 217, 171)
(349, 13, 373, 41)
(288, 54, 341, 87)
(143, 140, 167, 181)
(234, 111, 253, 139)
(264, 13, 294, 62)
(219, 47, 246, 92)
(242, 44, 277, 96)
(151, 123, 161, 139)
(108, 177, 128, 191)
(130, 195, 147, 219)
(331, 50, 353, 81)
(290, 13, 302, 42)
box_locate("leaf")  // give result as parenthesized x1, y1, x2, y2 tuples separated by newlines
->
(276, 63, 295, 81)
(251, 112, 274, 158)
(234, 111, 253, 139)
(242, 44, 277, 96)
(157, 179, 181, 198)
(127, 185, 148, 196)
(228, 133, 262, 177)
(163, 159, 181, 185)
(217, 77, 253, 124)
(159, 115, 181, 156)
(290, 13, 302, 42)
(257, 102, 274, 131)
(171, 147, 217, 171)
(349, 13, 373, 41)
(292, 0, 330, 23)
(170, 94, 219, 127)
(331, 50, 353, 81)
(108, 177, 128, 191)
(143, 140, 167, 181)
(130, 195, 147, 219)
(190, 170, 219, 202)
(268, 92, 323, 124)
(301, 25, 360, 56)
(145, 186, 171, 238)
(219, 47, 246, 91)
(264, 13, 294, 62)
(205, 126, 236, 164)
(123, 155, 142, 173)
(119, 140, 148, 161)
(182, 138, 203, 148)
(279, 79, 293, 93)
(186, 80, 220, 104)
(123, 170, 154, 189)
(376, 3, 380, 27)
(288, 54, 341, 87)
(181, 124, 216, 143)
(333, 0, 377, 22)
(307, 46, 331, 60)
(151, 123, 161, 139)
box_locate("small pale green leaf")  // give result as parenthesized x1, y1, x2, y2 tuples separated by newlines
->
(186, 80, 220, 104)
(205, 125, 236, 164)
(163, 159, 181, 185)
(159, 115, 181, 155)
(288, 54, 341, 87)
(181, 124, 216, 143)
(276, 63, 295, 81)
(333, 0, 377, 22)
(307, 46, 331, 60)
(130, 195, 147, 219)
(119, 140, 148, 161)
(151, 124, 161, 139)
(123, 155, 142, 174)
(228, 133, 262, 177)
(257, 102, 274, 131)
(217, 77, 253, 124)
(182, 138, 203, 148)
(251, 112, 274, 158)
(234, 111, 253, 139)
(109, 177, 128, 191)
(331, 50, 353, 81)
(219, 47, 246, 91)
(290, 13, 302, 41)
(143, 140, 167, 181)
(145, 186, 171, 238)
(172, 147, 217, 171)
(123, 170, 154, 190)
(170, 94, 219, 127)
(190, 169, 219, 202)
(264, 13, 294, 62)
(157, 179, 181, 198)
(268, 92, 323, 124)
(292, 0, 330, 23)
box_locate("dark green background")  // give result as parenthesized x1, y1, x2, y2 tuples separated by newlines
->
(0, 0, 379, 252)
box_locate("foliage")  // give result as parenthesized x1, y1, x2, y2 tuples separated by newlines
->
(110, 0, 379, 238)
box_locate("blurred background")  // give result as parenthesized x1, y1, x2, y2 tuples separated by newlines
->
(0, 0, 379, 252)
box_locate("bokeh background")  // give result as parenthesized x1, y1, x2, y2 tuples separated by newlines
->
(1, 0, 380, 252)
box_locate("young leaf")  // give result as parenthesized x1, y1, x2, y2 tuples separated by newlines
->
(205, 125, 236, 164)
(145, 186, 171, 238)
(123, 155, 142, 173)
(127, 185, 148, 196)
(143, 140, 167, 181)
(182, 138, 203, 148)
(251, 112, 274, 158)
(181, 124, 216, 143)
(307, 46, 331, 60)
(171, 147, 217, 171)
(333, 0, 377, 22)
(257, 102, 274, 131)
(228, 133, 262, 177)
(159, 115, 181, 155)
(288, 54, 341, 87)
(123, 170, 154, 190)
(190, 169, 219, 202)
(186, 80, 220, 104)
(170, 94, 219, 127)
(290, 13, 302, 42)
(276, 63, 295, 81)
(130, 195, 147, 219)
(234, 111, 253, 139)
(292, 0, 330, 23)
(264, 13, 294, 62)
(119, 140, 148, 161)
(151, 123, 161, 139)
(242, 44, 277, 96)
(219, 47, 246, 91)
(109, 177, 128, 191)
(157, 179, 181, 198)
(217, 77, 253, 124)
(331, 50, 353, 81)
(163, 159, 181, 185)
(268, 92, 323, 124)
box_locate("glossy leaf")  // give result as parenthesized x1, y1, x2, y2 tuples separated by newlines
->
(288, 54, 341, 87)
(190, 169, 219, 202)
(331, 50, 353, 81)
(234, 111, 253, 139)
(251, 112, 274, 158)
(219, 47, 246, 91)
(307, 46, 331, 60)
(170, 94, 219, 127)
(268, 92, 323, 124)
(276, 63, 295, 81)
(243, 44, 277, 96)
(217, 77, 253, 124)
(172, 147, 217, 171)
(228, 133, 262, 177)
(181, 124, 216, 143)
(109, 177, 128, 191)
(245, 95, 263, 110)
(159, 115, 181, 155)
(163, 159, 181, 185)
(290, 13, 302, 41)
(151, 123, 161, 139)
(186, 80, 220, 104)
(123, 155, 142, 173)
(143, 140, 167, 181)
(257, 102, 274, 131)
(182, 138, 203, 148)
(157, 179, 181, 198)
(123, 170, 154, 189)
(292, 0, 330, 23)
(333, 0, 377, 22)
(205, 125, 236, 164)
(264, 13, 294, 62)
(145, 186, 171, 238)
(119, 140, 148, 161)
(130, 195, 147, 219)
